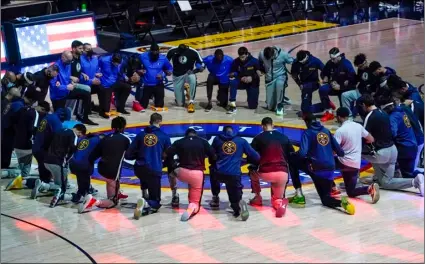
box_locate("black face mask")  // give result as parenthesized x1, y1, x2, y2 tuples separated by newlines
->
(86, 50, 94, 57)
(150, 52, 159, 61)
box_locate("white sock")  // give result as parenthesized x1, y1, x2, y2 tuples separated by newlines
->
(189, 100, 194, 104)
(296, 188, 303, 196)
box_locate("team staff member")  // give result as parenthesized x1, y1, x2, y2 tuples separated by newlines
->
(210, 126, 260, 221)
(49, 51, 97, 125)
(1, 71, 17, 98)
(32, 65, 60, 104)
(140, 43, 173, 112)
(79, 117, 131, 213)
(228, 47, 261, 114)
(293, 114, 356, 215)
(125, 113, 171, 219)
(164, 128, 216, 221)
(248, 117, 296, 218)
(258, 46, 294, 116)
(68, 130, 104, 203)
(120, 55, 143, 112)
(319, 47, 356, 122)
(36, 124, 84, 208)
(70, 40, 91, 93)
(379, 97, 418, 179)
(80, 43, 103, 109)
(98, 53, 131, 117)
(203, 49, 233, 111)
(290, 50, 325, 117)
(358, 94, 424, 196)
(167, 44, 204, 113)
(334, 107, 380, 203)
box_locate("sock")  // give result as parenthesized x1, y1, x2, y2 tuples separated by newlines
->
(296, 188, 303, 197)
(189, 100, 194, 104)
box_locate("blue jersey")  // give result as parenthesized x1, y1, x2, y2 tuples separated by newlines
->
(389, 107, 418, 159)
(299, 121, 344, 178)
(291, 54, 324, 85)
(125, 125, 171, 175)
(70, 135, 102, 171)
(212, 130, 259, 176)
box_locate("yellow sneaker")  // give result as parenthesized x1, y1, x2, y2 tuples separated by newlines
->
(184, 83, 190, 101)
(341, 196, 355, 215)
(150, 106, 168, 112)
(5, 175, 23, 191)
(187, 102, 195, 113)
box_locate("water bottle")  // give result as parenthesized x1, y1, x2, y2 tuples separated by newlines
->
(81, 2, 87, 12)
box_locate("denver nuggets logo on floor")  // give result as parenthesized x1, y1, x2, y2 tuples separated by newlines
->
(77, 139, 89, 150)
(222, 141, 237, 155)
(90, 122, 371, 189)
(317, 132, 329, 146)
(144, 134, 158, 146)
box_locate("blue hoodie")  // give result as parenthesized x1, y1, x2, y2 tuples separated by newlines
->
(32, 108, 71, 154)
(291, 53, 324, 85)
(203, 55, 233, 84)
(70, 134, 103, 171)
(230, 54, 261, 88)
(212, 130, 260, 176)
(405, 83, 424, 104)
(299, 121, 344, 179)
(389, 106, 418, 159)
(80, 55, 100, 85)
(321, 54, 356, 91)
(99, 55, 123, 88)
(139, 52, 173, 86)
(2, 98, 25, 129)
(49, 59, 71, 100)
(400, 104, 424, 146)
(125, 125, 171, 175)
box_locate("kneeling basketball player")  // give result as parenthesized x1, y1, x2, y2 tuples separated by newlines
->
(79, 117, 130, 213)
(210, 126, 260, 220)
(248, 117, 296, 218)
(164, 128, 216, 221)
(125, 113, 172, 219)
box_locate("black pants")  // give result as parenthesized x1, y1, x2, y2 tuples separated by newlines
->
(293, 156, 341, 209)
(246, 87, 259, 109)
(70, 163, 92, 196)
(210, 171, 243, 213)
(33, 152, 51, 183)
(141, 84, 165, 108)
(1, 128, 14, 169)
(52, 89, 91, 120)
(98, 82, 131, 113)
(134, 165, 162, 209)
(335, 158, 369, 197)
(397, 156, 417, 178)
(206, 74, 229, 106)
(301, 82, 319, 114)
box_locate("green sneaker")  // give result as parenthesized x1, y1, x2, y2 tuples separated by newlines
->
(288, 195, 306, 207)
(341, 196, 355, 215)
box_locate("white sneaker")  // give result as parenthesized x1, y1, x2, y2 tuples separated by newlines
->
(414, 174, 424, 197)
(78, 194, 97, 214)
(134, 198, 146, 220)
(181, 203, 197, 222)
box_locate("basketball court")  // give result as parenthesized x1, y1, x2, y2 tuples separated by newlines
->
(1, 18, 424, 263)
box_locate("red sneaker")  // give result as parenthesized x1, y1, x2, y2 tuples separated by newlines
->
(329, 101, 336, 110)
(275, 198, 288, 218)
(118, 192, 128, 200)
(78, 194, 97, 214)
(321, 111, 335, 122)
(132, 101, 145, 112)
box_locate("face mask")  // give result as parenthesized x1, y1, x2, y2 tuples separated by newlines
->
(150, 52, 159, 61)
(7, 82, 15, 88)
(86, 50, 94, 57)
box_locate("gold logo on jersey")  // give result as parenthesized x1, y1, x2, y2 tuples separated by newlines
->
(38, 119, 47, 132)
(222, 141, 237, 155)
(403, 114, 411, 128)
(317, 132, 329, 146)
(144, 134, 158, 147)
(77, 139, 89, 150)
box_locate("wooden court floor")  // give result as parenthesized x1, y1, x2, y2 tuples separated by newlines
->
(1, 18, 424, 263)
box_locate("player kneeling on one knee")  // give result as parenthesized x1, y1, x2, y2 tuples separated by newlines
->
(164, 128, 216, 222)
(248, 117, 296, 218)
(79, 117, 131, 213)
(209, 126, 260, 221)
(295, 113, 356, 215)
(125, 113, 172, 219)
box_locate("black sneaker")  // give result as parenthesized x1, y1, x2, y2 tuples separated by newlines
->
(88, 185, 98, 196)
(171, 193, 179, 208)
(99, 112, 109, 119)
(50, 189, 63, 208)
(209, 196, 220, 209)
(82, 118, 98, 126)
(118, 109, 131, 115)
(205, 103, 213, 112)
(227, 106, 237, 114)
(71, 193, 83, 203)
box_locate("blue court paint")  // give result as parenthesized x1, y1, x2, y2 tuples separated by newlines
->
(91, 123, 371, 189)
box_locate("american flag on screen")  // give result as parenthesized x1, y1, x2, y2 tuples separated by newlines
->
(1, 34, 6, 63)
(16, 17, 97, 60)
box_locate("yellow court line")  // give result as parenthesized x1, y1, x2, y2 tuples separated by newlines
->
(163, 20, 337, 50)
